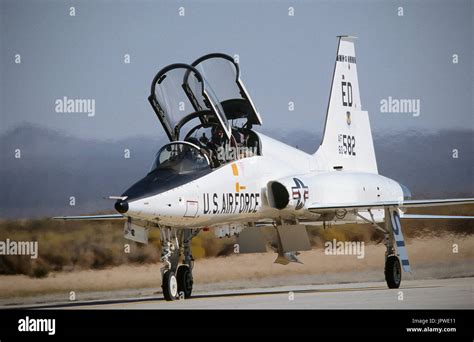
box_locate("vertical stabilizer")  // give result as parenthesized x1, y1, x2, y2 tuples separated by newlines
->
(315, 36, 378, 174)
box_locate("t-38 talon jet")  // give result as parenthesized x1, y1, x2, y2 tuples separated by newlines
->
(55, 36, 474, 301)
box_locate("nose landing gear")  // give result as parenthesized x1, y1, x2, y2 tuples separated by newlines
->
(159, 227, 199, 301)
(177, 264, 193, 298)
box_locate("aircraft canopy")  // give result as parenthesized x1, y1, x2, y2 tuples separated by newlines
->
(149, 54, 262, 142)
(149, 63, 231, 141)
(189, 53, 262, 125)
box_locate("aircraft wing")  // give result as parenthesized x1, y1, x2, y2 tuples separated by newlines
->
(308, 198, 474, 212)
(53, 214, 125, 220)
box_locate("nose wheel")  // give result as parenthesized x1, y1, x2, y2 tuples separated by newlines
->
(162, 266, 194, 301)
(177, 265, 193, 298)
(162, 270, 178, 301)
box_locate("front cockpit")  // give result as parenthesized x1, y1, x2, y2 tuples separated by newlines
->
(148, 53, 263, 170)
(149, 142, 211, 175)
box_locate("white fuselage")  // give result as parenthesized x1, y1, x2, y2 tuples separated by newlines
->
(125, 132, 404, 228)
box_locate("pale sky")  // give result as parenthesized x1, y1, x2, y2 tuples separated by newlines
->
(1, 0, 473, 140)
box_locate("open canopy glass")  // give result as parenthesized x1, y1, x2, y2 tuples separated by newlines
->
(190, 53, 262, 126)
(148, 63, 231, 141)
(149, 54, 262, 142)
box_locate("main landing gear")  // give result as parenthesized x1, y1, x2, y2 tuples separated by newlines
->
(356, 208, 409, 289)
(159, 227, 199, 301)
(382, 228, 401, 289)
(385, 255, 401, 289)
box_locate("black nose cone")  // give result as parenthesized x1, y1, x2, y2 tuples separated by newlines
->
(115, 200, 129, 214)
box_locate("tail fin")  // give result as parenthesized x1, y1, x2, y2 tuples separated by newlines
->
(315, 36, 378, 174)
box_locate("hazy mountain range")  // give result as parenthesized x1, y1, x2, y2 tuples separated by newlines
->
(0, 124, 472, 219)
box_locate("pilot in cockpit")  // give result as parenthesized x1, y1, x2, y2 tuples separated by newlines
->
(205, 126, 225, 166)
(207, 126, 225, 151)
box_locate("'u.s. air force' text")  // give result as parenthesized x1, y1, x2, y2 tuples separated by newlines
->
(203, 193, 260, 214)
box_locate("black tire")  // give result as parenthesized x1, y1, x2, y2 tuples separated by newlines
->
(177, 265, 193, 299)
(162, 270, 178, 301)
(385, 255, 402, 289)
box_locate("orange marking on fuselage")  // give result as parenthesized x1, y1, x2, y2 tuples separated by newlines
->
(231, 163, 239, 176)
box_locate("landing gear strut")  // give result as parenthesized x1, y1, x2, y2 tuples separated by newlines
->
(355, 208, 405, 289)
(159, 227, 199, 301)
(382, 207, 410, 288)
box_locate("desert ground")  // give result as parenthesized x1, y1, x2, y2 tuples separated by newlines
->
(1, 235, 472, 308)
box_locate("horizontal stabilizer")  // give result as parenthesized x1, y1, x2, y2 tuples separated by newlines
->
(53, 214, 125, 220)
(401, 214, 474, 220)
(308, 198, 474, 212)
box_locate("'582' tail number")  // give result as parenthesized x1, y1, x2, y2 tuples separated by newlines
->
(338, 134, 356, 156)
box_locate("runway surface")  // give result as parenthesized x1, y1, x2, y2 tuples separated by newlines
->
(14, 277, 473, 310)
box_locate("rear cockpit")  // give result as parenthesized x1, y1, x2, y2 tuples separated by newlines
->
(148, 54, 262, 170)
